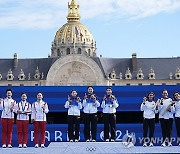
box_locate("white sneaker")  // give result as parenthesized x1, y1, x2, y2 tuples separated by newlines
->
(161, 143, 166, 147)
(23, 144, 27, 148)
(86, 139, 90, 142)
(41, 144, 45, 148)
(92, 139, 96, 142)
(18, 144, 22, 148)
(70, 140, 73, 142)
(179, 143, 180, 146)
(143, 143, 147, 147)
(168, 143, 172, 147)
(35, 144, 39, 148)
(2, 144, 6, 148)
(105, 139, 109, 142)
(149, 142, 153, 147)
(111, 139, 115, 142)
(8, 144, 12, 148)
(75, 139, 79, 142)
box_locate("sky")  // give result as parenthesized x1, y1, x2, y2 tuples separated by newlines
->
(0, 0, 180, 59)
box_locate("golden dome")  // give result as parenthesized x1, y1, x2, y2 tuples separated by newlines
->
(54, 22, 94, 45)
(51, 0, 96, 57)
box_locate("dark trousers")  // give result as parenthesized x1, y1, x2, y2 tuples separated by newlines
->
(84, 113, 97, 140)
(143, 118, 155, 143)
(68, 115, 80, 141)
(160, 118, 173, 142)
(175, 117, 180, 143)
(103, 113, 116, 140)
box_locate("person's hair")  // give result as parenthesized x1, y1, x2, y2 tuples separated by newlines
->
(106, 87, 112, 91)
(147, 92, 155, 101)
(6, 88, 13, 93)
(162, 89, 168, 93)
(37, 92, 43, 96)
(173, 91, 180, 101)
(71, 89, 77, 93)
(88, 86, 93, 90)
(21, 92, 27, 96)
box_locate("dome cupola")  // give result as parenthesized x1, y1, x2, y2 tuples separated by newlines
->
(51, 0, 96, 58)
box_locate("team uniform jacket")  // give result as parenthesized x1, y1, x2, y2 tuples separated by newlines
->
(158, 98, 175, 119)
(140, 100, 158, 119)
(64, 97, 82, 116)
(0, 98, 16, 119)
(31, 100, 49, 121)
(15, 101, 32, 120)
(101, 96, 119, 113)
(83, 94, 100, 114)
(174, 100, 180, 118)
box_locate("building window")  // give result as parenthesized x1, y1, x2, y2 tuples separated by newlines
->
(66, 48, 70, 55)
(57, 49, 61, 57)
(78, 48, 81, 54)
(88, 49, 91, 56)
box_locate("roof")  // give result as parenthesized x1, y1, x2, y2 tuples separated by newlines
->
(97, 57, 180, 79)
(0, 56, 179, 81)
(0, 58, 58, 80)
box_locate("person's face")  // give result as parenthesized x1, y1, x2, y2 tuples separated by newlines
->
(21, 94, 27, 101)
(71, 91, 77, 97)
(174, 93, 180, 100)
(148, 93, 154, 101)
(162, 90, 168, 98)
(37, 93, 43, 100)
(106, 89, 112, 95)
(6, 91, 12, 98)
(88, 87, 93, 94)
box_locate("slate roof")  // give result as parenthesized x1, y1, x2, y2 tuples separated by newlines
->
(0, 58, 58, 80)
(0, 56, 179, 80)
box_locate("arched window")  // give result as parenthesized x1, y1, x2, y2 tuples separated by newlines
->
(57, 49, 61, 57)
(88, 49, 91, 56)
(78, 48, 81, 54)
(66, 48, 70, 55)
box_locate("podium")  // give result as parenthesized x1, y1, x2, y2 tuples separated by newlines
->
(48, 142, 134, 153)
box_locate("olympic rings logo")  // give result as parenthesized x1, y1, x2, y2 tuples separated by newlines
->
(86, 146, 96, 152)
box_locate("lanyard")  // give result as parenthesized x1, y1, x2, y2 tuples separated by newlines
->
(21, 101, 26, 111)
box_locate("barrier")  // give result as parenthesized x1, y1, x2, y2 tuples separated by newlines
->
(0, 85, 179, 112)
(0, 123, 178, 147)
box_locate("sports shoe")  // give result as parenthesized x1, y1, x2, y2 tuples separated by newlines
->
(105, 139, 109, 142)
(111, 139, 115, 142)
(168, 143, 172, 147)
(18, 144, 22, 148)
(75, 139, 79, 142)
(70, 140, 73, 142)
(41, 144, 45, 148)
(2, 144, 6, 148)
(143, 143, 147, 147)
(86, 139, 90, 142)
(35, 144, 39, 148)
(8, 144, 12, 148)
(149, 142, 153, 147)
(161, 142, 166, 147)
(92, 139, 96, 142)
(23, 144, 27, 148)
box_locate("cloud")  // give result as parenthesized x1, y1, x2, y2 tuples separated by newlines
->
(0, 0, 180, 29)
